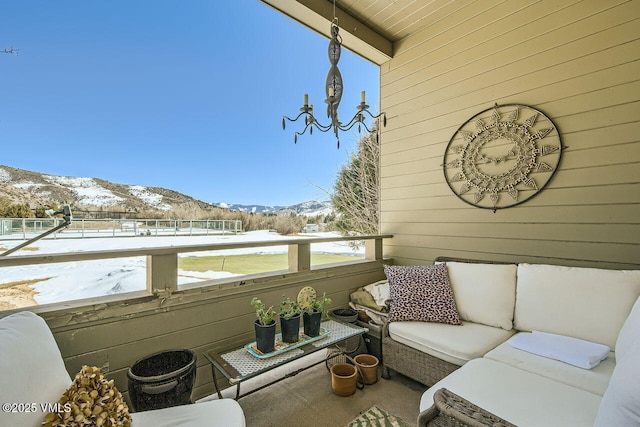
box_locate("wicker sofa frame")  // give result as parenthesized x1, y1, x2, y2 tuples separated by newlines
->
(380, 257, 514, 386)
(417, 388, 516, 427)
(381, 324, 459, 386)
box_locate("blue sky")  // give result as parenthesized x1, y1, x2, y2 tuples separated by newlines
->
(0, 1, 380, 206)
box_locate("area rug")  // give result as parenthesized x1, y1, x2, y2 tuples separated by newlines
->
(345, 405, 411, 427)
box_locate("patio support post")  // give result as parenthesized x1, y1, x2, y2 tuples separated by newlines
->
(147, 253, 178, 293)
(288, 243, 311, 272)
(365, 237, 383, 260)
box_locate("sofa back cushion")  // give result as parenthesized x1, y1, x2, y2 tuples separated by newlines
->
(514, 264, 640, 348)
(446, 262, 517, 330)
(0, 311, 71, 427)
(594, 296, 640, 426)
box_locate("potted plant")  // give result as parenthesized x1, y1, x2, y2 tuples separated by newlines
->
(279, 294, 301, 343)
(303, 292, 332, 337)
(251, 297, 277, 354)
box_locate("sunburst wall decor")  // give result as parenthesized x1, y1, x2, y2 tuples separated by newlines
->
(443, 104, 563, 210)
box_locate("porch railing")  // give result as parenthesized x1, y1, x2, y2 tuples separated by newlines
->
(0, 234, 392, 297)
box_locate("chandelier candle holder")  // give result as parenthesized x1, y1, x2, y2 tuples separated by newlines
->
(282, 14, 386, 148)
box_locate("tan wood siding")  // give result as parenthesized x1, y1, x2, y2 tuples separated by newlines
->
(380, 0, 640, 269)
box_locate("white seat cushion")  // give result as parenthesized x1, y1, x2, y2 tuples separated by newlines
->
(0, 311, 72, 427)
(514, 264, 640, 348)
(485, 337, 615, 395)
(446, 262, 517, 330)
(420, 358, 602, 427)
(131, 399, 246, 427)
(389, 321, 514, 366)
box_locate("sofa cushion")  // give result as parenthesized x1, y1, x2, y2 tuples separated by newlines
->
(419, 358, 602, 427)
(0, 311, 72, 427)
(388, 320, 514, 366)
(484, 338, 615, 395)
(384, 264, 460, 325)
(514, 264, 640, 348)
(131, 399, 246, 427)
(614, 295, 640, 360)
(446, 261, 517, 330)
(594, 296, 640, 426)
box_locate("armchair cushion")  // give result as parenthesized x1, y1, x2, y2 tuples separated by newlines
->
(0, 311, 72, 427)
(0, 311, 246, 427)
(131, 399, 245, 427)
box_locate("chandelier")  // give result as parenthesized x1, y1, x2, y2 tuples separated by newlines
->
(282, 2, 386, 148)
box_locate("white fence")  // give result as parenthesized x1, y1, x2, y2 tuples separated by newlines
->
(0, 218, 242, 240)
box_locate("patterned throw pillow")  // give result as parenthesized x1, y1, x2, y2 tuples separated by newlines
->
(384, 264, 461, 325)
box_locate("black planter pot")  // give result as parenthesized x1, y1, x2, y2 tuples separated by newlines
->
(280, 314, 301, 343)
(254, 319, 276, 354)
(303, 310, 322, 337)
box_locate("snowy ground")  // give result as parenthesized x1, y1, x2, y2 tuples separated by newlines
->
(0, 231, 363, 305)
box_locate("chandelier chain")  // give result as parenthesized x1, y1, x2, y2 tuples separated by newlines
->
(282, 0, 386, 148)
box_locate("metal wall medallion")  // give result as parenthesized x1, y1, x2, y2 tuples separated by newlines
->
(443, 104, 563, 210)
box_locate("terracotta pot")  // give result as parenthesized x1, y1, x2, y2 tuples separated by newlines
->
(354, 354, 379, 385)
(330, 363, 357, 396)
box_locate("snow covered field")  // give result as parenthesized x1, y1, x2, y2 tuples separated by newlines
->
(0, 231, 363, 305)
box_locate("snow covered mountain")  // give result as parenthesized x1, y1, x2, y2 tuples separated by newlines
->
(216, 200, 332, 217)
(0, 165, 218, 212)
(0, 165, 332, 216)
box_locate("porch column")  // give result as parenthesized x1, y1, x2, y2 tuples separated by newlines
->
(147, 253, 178, 293)
(365, 237, 383, 260)
(288, 243, 311, 272)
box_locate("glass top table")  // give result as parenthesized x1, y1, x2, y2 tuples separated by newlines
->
(203, 319, 368, 400)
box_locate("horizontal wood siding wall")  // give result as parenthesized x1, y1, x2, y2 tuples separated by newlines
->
(39, 261, 386, 405)
(380, 0, 640, 269)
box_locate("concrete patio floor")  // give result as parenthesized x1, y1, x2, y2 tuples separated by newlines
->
(202, 352, 427, 427)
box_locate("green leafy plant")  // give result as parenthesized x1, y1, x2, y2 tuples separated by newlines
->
(305, 292, 332, 317)
(251, 297, 276, 326)
(279, 294, 301, 320)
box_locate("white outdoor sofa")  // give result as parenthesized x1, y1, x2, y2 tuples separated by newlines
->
(0, 310, 246, 427)
(380, 259, 640, 426)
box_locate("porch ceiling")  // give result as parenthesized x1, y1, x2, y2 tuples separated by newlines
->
(260, 0, 457, 65)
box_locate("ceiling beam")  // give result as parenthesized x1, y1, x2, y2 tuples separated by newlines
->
(260, 0, 393, 65)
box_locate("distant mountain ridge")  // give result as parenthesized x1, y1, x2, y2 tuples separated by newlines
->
(0, 165, 331, 217)
(217, 200, 333, 217)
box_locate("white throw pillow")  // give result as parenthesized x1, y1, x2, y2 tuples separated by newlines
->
(446, 262, 517, 330)
(514, 264, 640, 348)
(615, 296, 640, 362)
(594, 297, 640, 426)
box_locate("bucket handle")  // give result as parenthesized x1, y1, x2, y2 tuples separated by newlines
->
(141, 380, 178, 395)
